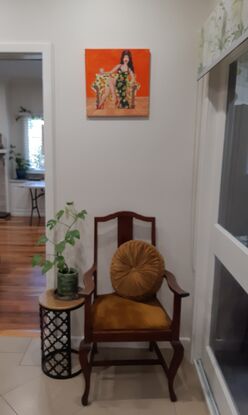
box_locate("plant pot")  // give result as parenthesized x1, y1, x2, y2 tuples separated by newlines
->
(16, 169, 27, 179)
(57, 268, 79, 300)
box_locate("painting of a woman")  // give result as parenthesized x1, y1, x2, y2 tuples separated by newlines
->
(97, 50, 135, 109)
(85, 49, 150, 117)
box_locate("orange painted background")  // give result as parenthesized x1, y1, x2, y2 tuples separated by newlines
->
(85, 49, 150, 98)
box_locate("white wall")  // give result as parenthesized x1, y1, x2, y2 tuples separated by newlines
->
(0, 82, 10, 149)
(0, 0, 213, 341)
(0, 82, 10, 211)
(0, 79, 43, 156)
(7, 79, 43, 156)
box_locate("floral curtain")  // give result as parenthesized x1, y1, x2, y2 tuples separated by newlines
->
(198, 0, 248, 79)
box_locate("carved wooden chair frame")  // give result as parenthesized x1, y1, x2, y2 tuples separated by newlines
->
(79, 211, 189, 406)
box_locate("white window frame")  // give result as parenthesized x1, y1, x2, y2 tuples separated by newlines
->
(24, 116, 45, 173)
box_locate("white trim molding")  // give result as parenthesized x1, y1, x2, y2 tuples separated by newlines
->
(194, 358, 220, 415)
(203, 347, 239, 415)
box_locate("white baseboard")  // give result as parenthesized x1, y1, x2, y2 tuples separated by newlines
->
(10, 209, 45, 216)
(194, 359, 220, 415)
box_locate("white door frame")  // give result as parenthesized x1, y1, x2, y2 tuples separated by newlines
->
(192, 39, 248, 415)
(192, 60, 229, 360)
(0, 42, 55, 288)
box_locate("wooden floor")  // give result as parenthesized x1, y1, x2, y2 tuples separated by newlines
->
(0, 216, 45, 333)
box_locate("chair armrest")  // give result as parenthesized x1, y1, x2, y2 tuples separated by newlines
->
(79, 264, 96, 296)
(164, 270, 189, 298)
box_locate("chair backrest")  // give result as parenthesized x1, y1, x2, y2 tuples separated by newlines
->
(93, 211, 156, 296)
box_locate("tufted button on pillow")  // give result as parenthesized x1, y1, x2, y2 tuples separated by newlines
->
(110, 240, 165, 301)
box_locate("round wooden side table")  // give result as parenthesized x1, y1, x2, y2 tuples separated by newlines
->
(39, 289, 85, 379)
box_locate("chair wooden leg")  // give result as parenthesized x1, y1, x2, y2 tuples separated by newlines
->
(168, 341, 184, 402)
(79, 340, 92, 406)
(93, 342, 98, 354)
(149, 341, 155, 352)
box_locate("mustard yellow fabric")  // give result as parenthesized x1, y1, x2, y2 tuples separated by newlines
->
(91, 293, 171, 331)
(111, 240, 165, 301)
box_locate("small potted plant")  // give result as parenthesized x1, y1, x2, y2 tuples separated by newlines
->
(32, 202, 87, 299)
(9, 144, 30, 179)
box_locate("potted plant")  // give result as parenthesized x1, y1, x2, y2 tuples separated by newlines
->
(32, 202, 87, 299)
(9, 144, 30, 179)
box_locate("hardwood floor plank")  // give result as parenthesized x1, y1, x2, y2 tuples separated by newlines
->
(0, 216, 46, 332)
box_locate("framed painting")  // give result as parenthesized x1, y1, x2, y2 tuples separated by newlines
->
(85, 49, 150, 117)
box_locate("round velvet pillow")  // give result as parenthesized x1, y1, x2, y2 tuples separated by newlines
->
(110, 240, 165, 301)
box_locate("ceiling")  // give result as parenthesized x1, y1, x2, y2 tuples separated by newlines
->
(0, 56, 42, 81)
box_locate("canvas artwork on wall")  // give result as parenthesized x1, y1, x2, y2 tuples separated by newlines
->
(85, 49, 150, 117)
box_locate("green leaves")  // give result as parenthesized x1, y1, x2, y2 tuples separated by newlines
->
(9, 145, 30, 170)
(65, 230, 80, 246)
(32, 254, 67, 275)
(56, 230, 80, 252)
(55, 241, 66, 253)
(41, 260, 54, 274)
(32, 254, 42, 267)
(71, 230, 80, 239)
(36, 235, 48, 245)
(32, 202, 87, 275)
(46, 219, 57, 230)
(55, 255, 66, 272)
(77, 209, 87, 219)
(32, 255, 54, 275)
(56, 209, 64, 220)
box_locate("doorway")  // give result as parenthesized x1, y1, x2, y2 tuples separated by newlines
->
(0, 44, 54, 334)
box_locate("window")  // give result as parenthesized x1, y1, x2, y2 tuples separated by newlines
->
(27, 118, 44, 171)
(218, 56, 248, 246)
(210, 259, 248, 415)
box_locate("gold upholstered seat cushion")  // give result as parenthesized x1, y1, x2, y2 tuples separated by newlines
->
(91, 293, 171, 331)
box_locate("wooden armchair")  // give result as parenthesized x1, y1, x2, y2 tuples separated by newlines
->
(79, 211, 189, 406)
